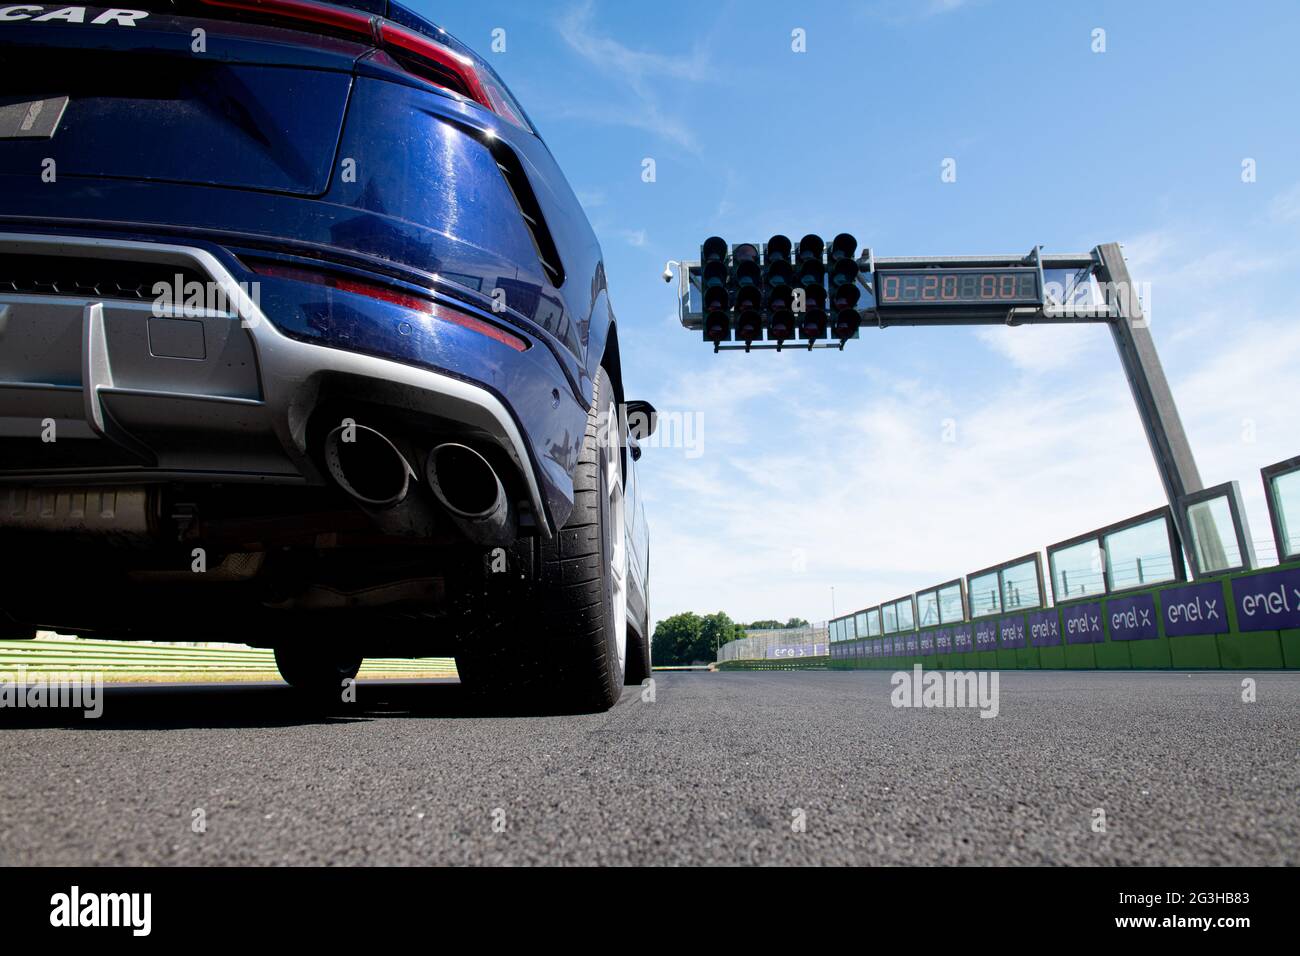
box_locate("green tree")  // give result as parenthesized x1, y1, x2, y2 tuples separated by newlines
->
(651, 611, 746, 665)
(699, 612, 740, 660)
(651, 612, 703, 666)
(784, 617, 810, 628)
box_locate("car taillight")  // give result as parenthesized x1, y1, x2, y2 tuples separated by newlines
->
(196, 0, 528, 129)
(199, 0, 372, 35)
(376, 21, 488, 107)
(250, 261, 529, 352)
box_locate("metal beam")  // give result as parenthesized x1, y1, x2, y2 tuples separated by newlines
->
(1093, 242, 1205, 564)
(872, 252, 1095, 269)
(676, 249, 1100, 330)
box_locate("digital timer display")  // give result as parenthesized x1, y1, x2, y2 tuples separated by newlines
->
(874, 267, 1041, 307)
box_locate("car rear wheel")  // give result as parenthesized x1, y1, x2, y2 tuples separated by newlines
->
(625, 612, 651, 686)
(454, 367, 627, 712)
(274, 643, 363, 700)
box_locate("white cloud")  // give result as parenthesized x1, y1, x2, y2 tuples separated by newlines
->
(551, 1, 710, 151)
(975, 323, 1106, 373)
(543, 101, 700, 152)
(557, 1, 710, 83)
(1122, 228, 1289, 289)
(1268, 182, 1300, 223)
(575, 188, 606, 210)
(864, 0, 980, 23)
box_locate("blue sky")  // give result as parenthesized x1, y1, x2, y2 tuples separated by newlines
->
(414, 0, 1300, 626)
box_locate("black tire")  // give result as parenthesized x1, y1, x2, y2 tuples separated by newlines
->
(274, 643, 363, 700)
(455, 367, 627, 712)
(625, 613, 651, 686)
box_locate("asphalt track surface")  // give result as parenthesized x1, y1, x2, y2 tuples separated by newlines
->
(1, 670, 1296, 865)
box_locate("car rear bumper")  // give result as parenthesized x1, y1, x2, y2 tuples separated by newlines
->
(0, 231, 583, 535)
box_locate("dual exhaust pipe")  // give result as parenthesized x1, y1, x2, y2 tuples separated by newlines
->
(323, 424, 512, 545)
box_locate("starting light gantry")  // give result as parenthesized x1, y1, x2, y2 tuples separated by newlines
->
(669, 236, 1227, 579)
(674, 234, 1117, 351)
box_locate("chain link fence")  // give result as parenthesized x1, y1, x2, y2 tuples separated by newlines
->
(716, 624, 828, 663)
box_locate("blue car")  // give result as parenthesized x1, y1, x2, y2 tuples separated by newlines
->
(0, 0, 651, 711)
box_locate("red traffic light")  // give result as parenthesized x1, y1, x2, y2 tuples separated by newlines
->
(734, 280, 762, 312)
(832, 308, 861, 342)
(734, 308, 762, 345)
(704, 308, 730, 343)
(799, 285, 827, 342)
(768, 307, 794, 344)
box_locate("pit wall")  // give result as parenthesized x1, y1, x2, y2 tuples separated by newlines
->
(826, 563, 1300, 670)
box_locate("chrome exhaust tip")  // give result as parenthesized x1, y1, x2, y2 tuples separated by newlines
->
(323, 423, 413, 510)
(426, 443, 513, 545)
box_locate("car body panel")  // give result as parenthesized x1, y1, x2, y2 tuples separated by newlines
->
(0, 2, 648, 632)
